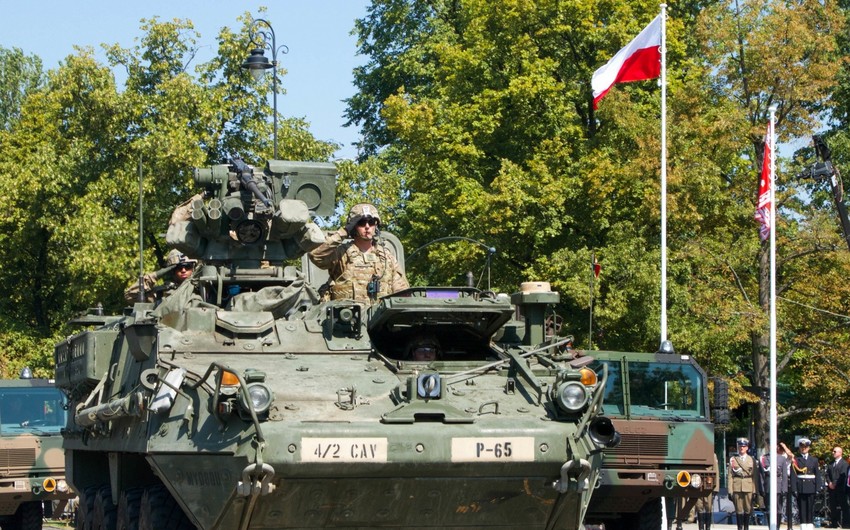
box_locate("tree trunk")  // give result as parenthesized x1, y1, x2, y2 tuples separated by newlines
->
(751, 241, 770, 448)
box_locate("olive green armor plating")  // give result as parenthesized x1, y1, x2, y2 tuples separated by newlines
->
(55, 159, 616, 529)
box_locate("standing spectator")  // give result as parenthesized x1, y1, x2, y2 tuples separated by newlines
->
(785, 437, 820, 530)
(826, 446, 848, 528)
(759, 441, 793, 529)
(729, 437, 756, 530)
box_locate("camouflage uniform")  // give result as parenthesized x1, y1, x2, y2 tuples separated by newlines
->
(123, 250, 197, 304)
(309, 203, 408, 303)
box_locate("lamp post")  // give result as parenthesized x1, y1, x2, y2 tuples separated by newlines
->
(241, 18, 288, 159)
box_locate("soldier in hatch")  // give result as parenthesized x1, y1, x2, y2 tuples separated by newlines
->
(124, 249, 198, 303)
(309, 203, 408, 303)
(407, 333, 441, 362)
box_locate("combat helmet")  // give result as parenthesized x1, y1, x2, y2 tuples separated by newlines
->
(166, 249, 197, 267)
(347, 203, 381, 225)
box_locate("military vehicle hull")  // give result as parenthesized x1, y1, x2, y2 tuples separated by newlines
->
(58, 303, 611, 529)
(0, 379, 75, 530)
(582, 352, 720, 530)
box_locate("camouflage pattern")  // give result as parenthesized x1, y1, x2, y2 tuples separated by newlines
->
(347, 202, 381, 223)
(0, 378, 74, 527)
(166, 249, 197, 267)
(309, 227, 409, 302)
(55, 157, 616, 530)
(581, 350, 720, 530)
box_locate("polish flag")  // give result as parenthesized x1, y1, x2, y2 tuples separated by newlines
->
(754, 122, 773, 241)
(591, 15, 662, 109)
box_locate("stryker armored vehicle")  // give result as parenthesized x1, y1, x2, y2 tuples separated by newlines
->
(54, 157, 617, 529)
(0, 371, 75, 530)
(582, 349, 724, 530)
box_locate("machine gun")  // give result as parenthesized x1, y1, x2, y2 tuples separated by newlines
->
(797, 135, 850, 252)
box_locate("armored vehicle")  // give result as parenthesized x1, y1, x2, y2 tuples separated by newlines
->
(0, 373, 75, 530)
(54, 158, 617, 529)
(581, 350, 723, 530)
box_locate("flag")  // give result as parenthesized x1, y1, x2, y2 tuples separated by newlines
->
(593, 255, 601, 278)
(755, 122, 773, 241)
(591, 15, 662, 109)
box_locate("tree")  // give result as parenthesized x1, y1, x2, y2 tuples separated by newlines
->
(0, 14, 337, 373)
(0, 47, 42, 131)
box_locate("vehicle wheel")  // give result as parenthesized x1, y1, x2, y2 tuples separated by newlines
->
(138, 485, 194, 530)
(77, 486, 99, 530)
(92, 484, 117, 530)
(5, 501, 43, 530)
(117, 487, 143, 530)
(632, 497, 662, 530)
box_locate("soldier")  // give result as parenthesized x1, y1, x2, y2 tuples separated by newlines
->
(407, 332, 441, 362)
(696, 454, 720, 530)
(309, 203, 408, 303)
(124, 249, 197, 303)
(728, 437, 756, 530)
(757, 441, 791, 528)
(826, 446, 848, 528)
(784, 437, 820, 530)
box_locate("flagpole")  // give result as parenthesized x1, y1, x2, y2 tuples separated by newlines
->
(660, 3, 668, 345)
(589, 252, 595, 350)
(768, 106, 778, 530)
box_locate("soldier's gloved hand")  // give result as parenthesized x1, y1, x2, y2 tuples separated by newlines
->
(154, 264, 176, 279)
(344, 216, 361, 237)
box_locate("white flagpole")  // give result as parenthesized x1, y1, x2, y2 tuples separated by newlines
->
(768, 106, 778, 530)
(660, 3, 668, 345)
(659, 9, 670, 530)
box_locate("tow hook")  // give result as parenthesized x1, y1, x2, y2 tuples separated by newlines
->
(236, 462, 276, 496)
(552, 458, 591, 493)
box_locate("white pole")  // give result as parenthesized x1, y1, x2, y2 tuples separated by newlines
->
(768, 106, 778, 530)
(660, 7, 669, 528)
(660, 3, 668, 345)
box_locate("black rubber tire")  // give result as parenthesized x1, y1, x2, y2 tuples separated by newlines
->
(116, 487, 144, 530)
(77, 486, 99, 530)
(4, 501, 43, 530)
(138, 485, 195, 530)
(92, 484, 117, 530)
(633, 498, 663, 530)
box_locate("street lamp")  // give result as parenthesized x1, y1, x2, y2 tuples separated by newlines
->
(241, 18, 288, 159)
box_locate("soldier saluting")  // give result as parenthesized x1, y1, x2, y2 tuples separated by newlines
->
(728, 437, 757, 530)
(782, 437, 820, 530)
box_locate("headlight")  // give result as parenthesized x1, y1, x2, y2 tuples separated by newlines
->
(691, 473, 702, 488)
(57, 479, 69, 493)
(555, 381, 589, 412)
(238, 383, 273, 417)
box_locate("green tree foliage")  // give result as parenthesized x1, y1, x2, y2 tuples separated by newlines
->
(0, 15, 335, 373)
(0, 47, 43, 131)
(346, 0, 850, 447)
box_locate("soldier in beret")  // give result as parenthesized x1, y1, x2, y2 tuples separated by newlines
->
(728, 437, 756, 530)
(309, 203, 408, 303)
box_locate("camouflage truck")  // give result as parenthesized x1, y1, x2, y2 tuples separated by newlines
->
(0, 373, 75, 530)
(54, 158, 618, 529)
(579, 350, 724, 530)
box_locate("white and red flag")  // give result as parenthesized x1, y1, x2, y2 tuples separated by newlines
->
(591, 15, 662, 109)
(754, 122, 773, 240)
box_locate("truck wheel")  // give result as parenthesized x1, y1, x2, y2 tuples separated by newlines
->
(117, 488, 143, 530)
(634, 498, 662, 530)
(77, 486, 98, 530)
(138, 485, 194, 530)
(7, 501, 43, 530)
(92, 485, 117, 530)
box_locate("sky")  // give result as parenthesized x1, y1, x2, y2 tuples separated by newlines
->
(0, 0, 370, 160)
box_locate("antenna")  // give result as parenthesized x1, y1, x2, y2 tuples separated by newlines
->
(137, 155, 145, 302)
